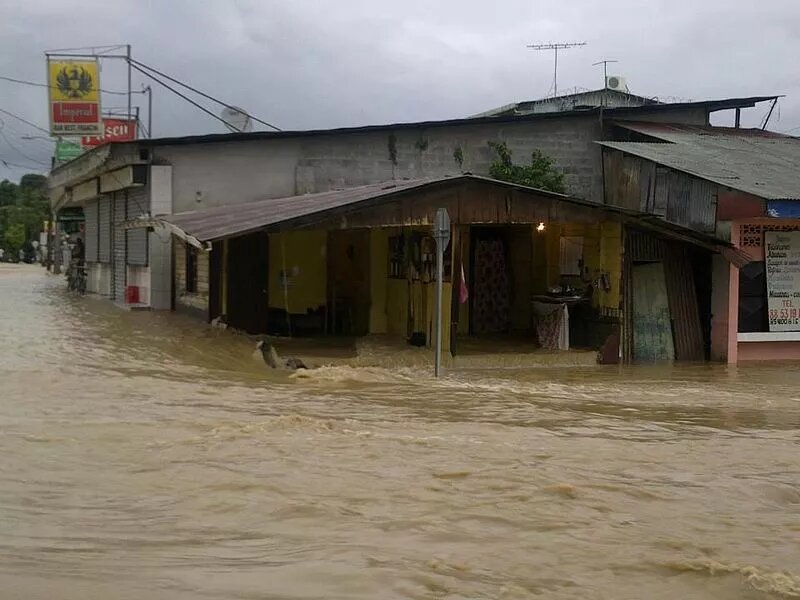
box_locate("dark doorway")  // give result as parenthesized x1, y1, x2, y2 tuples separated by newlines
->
(209, 240, 223, 322)
(470, 227, 511, 334)
(226, 232, 269, 333)
(328, 230, 370, 336)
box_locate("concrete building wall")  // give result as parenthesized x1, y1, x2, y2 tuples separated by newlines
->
(152, 115, 606, 212)
(149, 166, 173, 310)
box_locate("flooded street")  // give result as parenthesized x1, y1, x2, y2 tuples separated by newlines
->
(1, 263, 799, 599)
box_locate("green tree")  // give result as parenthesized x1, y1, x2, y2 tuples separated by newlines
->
(487, 141, 566, 194)
(0, 175, 50, 254)
(3, 222, 25, 254)
(0, 180, 17, 207)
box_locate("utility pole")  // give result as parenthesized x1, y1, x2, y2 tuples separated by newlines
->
(126, 44, 132, 129)
(592, 59, 618, 87)
(527, 42, 586, 97)
(145, 85, 152, 138)
(432, 208, 451, 378)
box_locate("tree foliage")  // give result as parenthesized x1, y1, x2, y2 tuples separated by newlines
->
(487, 141, 566, 194)
(0, 175, 49, 255)
(3, 223, 25, 252)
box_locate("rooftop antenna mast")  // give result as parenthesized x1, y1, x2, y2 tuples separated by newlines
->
(592, 59, 618, 87)
(527, 41, 586, 97)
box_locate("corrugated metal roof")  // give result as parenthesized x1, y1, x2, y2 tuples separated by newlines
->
(614, 121, 790, 142)
(142, 174, 750, 266)
(599, 128, 800, 200)
(91, 96, 782, 152)
(159, 177, 475, 243)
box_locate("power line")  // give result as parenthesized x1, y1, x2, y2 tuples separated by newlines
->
(0, 74, 132, 96)
(0, 158, 47, 171)
(0, 107, 50, 136)
(128, 62, 246, 133)
(129, 58, 281, 131)
(0, 129, 50, 167)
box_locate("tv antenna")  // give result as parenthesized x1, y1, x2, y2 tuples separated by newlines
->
(527, 41, 586, 97)
(593, 59, 619, 87)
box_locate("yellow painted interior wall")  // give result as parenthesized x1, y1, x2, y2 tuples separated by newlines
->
(599, 221, 622, 311)
(386, 279, 409, 336)
(552, 221, 622, 312)
(268, 230, 327, 313)
(369, 228, 388, 334)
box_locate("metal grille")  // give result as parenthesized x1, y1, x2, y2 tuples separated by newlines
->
(125, 188, 149, 266)
(84, 200, 99, 262)
(627, 230, 665, 262)
(740, 223, 800, 248)
(98, 197, 111, 263)
(112, 193, 127, 301)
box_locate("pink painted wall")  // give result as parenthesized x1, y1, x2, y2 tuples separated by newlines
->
(710, 254, 730, 361)
(727, 219, 800, 364)
(738, 342, 800, 362)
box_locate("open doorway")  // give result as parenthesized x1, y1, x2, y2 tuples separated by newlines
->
(328, 230, 370, 336)
(226, 232, 269, 333)
(470, 227, 512, 334)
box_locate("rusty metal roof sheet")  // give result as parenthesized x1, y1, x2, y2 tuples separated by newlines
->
(599, 128, 800, 200)
(144, 174, 749, 265)
(160, 178, 459, 243)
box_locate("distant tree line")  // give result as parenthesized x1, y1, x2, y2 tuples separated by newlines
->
(0, 174, 49, 256)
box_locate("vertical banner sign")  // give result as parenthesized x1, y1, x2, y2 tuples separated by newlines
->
(47, 58, 103, 135)
(765, 231, 800, 331)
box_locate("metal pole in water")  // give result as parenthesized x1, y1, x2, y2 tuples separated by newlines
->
(432, 208, 450, 378)
(435, 237, 443, 377)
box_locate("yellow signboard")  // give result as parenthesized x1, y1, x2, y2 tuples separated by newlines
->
(47, 58, 102, 135)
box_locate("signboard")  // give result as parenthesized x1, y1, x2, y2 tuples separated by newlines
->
(55, 139, 83, 162)
(81, 118, 137, 148)
(433, 207, 451, 247)
(47, 59, 102, 135)
(765, 231, 800, 331)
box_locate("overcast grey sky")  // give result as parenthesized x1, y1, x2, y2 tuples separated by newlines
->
(1, 0, 799, 179)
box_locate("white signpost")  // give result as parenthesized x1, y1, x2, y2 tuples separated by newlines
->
(765, 231, 800, 332)
(432, 208, 451, 377)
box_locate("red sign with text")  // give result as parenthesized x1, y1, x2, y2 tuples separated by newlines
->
(81, 118, 137, 148)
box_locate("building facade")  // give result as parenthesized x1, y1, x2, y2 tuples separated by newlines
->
(48, 95, 773, 362)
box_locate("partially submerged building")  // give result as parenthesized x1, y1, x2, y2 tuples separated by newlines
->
(47, 94, 775, 363)
(127, 174, 740, 361)
(601, 122, 800, 363)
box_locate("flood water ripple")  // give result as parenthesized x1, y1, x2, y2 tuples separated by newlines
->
(1, 264, 799, 599)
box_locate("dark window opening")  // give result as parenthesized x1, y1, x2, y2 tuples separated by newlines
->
(738, 261, 768, 333)
(186, 246, 198, 293)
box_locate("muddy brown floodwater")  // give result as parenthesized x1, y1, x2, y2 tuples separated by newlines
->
(1, 263, 799, 599)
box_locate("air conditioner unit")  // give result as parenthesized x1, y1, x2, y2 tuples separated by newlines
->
(606, 75, 629, 92)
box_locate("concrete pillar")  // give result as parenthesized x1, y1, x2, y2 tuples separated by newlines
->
(710, 254, 731, 362)
(148, 166, 173, 310)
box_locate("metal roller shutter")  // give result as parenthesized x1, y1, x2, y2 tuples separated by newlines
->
(98, 197, 111, 263)
(84, 200, 99, 262)
(112, 193, 127, 301)
(125, 188, 149, 266)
